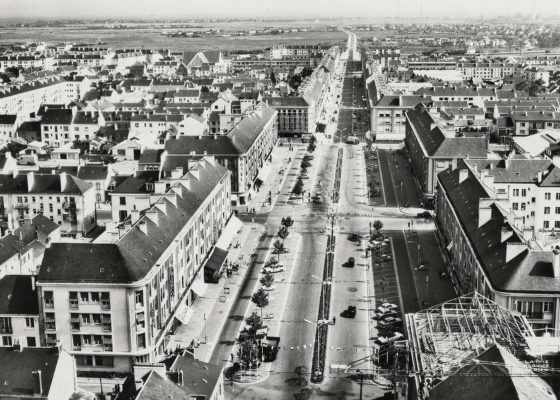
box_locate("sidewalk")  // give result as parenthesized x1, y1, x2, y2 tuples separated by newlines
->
(246, 144, 299, 214)
(166, 223, 266, 362)
(228, 229, 302, 382)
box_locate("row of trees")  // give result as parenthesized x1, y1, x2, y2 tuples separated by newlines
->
(291, 138, 316, 197)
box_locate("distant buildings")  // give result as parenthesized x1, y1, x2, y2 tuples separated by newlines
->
(263, 96, 315, 137)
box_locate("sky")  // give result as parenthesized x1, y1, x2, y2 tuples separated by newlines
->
(1, 0, 559, 20)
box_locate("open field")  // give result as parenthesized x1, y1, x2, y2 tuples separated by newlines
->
(0, 26, 346, 52)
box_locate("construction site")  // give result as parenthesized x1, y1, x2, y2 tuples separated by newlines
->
(331, 292, 560, 399)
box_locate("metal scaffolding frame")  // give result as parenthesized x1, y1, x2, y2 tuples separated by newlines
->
(408, 292, 534, 376)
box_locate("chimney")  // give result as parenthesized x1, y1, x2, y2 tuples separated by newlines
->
(506, 242, 527, 263)
(553, 247, 560, 278)
(451, 158, 458, 171)
(505, 159, 510, 169)
(60, 172, 67, 191)
(538, 170, 543, 183)
(430, 122, 438, 131)
(26, 172, 35, 191)
(130, 209, 140, 224)
(137, 220, 148, 235)
(31, 276, 36, 292)
(145, 210, 158, 226)
(501, 223, 513, 243)
(459, 169, 469, 184)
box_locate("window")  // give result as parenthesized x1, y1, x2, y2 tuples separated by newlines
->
(72, 335, 81, 349)
(513, 189, 519, 196)
(2, 336, 12, 346)
(27, 337, 36, 347)
(82, 335, 92, 345)
(80, 292, 89, 303)
(545, 193, 551, 200)
(545, 207, 551, 215)
(91, 292, 99, 303)
(512, 203, 518, 211)
(556, 193, 560, 201)
(544, 221, 550, 229)
(82, 314, 91, 324)
(69, 292, 78, 308)
(521, 189, 527, 196)
(25, 318, 34, 328)
(44, 291, 54, 308)
(135, 290, 144, 308)
(137, 333, 146, 349)
(556, 221, 560, 229)
(556, 207, 560, 214)
(93, 335, 103, 345)
(544, 302, 553, 313)
(136, 312, 145, 330)
(92, 314, 101, 324)
(120, 197, 126, 206)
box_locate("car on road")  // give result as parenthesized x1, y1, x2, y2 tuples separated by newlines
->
(346, 257, 355, 268)
(341, 305, 357, 318)
(416, 211, 432, 218)
(346, 136, 360, 144)
(418, 264, 427, 271)
(348, 233, 359, 242)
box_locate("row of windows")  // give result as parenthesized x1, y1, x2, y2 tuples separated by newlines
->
(1, 336, 36, 347)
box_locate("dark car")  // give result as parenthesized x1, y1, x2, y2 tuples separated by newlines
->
(346, 257, 355, 268)
(342, 305, 357, 318)
(416, 211, 431, 218)
(348, 233, 359, 242)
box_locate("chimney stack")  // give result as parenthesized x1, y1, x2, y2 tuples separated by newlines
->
(553, 246, 560, 278)
(60, 172, 67, 191)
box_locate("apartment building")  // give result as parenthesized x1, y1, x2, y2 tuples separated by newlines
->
(414, 86, 497, 108)
(269, 44, 329, 60)
(437, 161, 560, 336)
(510, 111, 560, 136)
(41, 108, 101, 148)
(404, 109, 488, 200)
(0, 275, 40, 349)
(457, 63, 516, 79)
(263, 96, 315, 137)
(0, 172, 96, 236)
(36, 157, 232, 372)
(371, 95, 425, 142)
(164, 102, 278, 206)
(128, 113, 185, 146)
(0, 77, 73, 119)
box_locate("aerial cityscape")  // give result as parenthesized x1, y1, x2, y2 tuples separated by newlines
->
(1, 1, 560, 399)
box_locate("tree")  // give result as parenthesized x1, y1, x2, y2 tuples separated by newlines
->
(266, 257, 279, 268)
(245, 311, 263, 335)
(277, 225, 289, 243)
(251, 288, 269, 318)
(260, 271, 275, 290)
(292, 176, 304, 196)
(281, 216, 294, 229)
(373, 220, 384, 235)
(273, 240, 287, 260)
(239, 337, 260, 369)
(307, 141, 316, 153)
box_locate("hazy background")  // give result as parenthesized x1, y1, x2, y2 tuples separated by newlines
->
(2, 0, 559, 20)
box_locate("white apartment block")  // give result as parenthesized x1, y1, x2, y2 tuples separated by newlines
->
(0, 172, 96, 237)
(36, 157, 232, 372)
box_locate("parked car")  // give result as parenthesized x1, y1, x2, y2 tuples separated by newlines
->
(346, 257, 355, 268)
(342, 305, 357, 318)
(348, 233, 359, 242)
(381, 302, 399, 310)
(416, 211, 432, 218)
(377, 317, 403, 328)
(377, 332, 404, 344)
(372, 310, 400, 320)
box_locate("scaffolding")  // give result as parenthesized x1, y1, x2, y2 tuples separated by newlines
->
(407, 292, 535, 378)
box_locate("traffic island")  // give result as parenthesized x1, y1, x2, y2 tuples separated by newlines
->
(310, 234, 336, 383)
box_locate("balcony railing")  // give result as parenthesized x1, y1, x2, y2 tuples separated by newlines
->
(14, 203, 29, 210)
(45, 322, 56, 331)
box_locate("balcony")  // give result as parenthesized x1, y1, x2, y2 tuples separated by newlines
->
(44, 301, 54, 309)
(62, 202, 77, 210)
(45, 322, 56, 331)
(0, 327, 13, 334)
(69, 299, 79, 309)
(14, 203, 29, 210)
(63, 214, 77, 223)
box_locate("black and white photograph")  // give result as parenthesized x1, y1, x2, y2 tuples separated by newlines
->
(0, 1, 559, 399)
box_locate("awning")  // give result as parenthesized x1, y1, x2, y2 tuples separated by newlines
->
(204, 247, 229, 279)
(190, 278, 207, 297)
(215, 215, 243, 251)
(255, 163, 272, 184)
(446, 240, 454, 251)
(174, 301, 193, 325)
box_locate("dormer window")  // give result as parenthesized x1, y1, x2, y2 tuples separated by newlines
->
(145, 183, 154, 191)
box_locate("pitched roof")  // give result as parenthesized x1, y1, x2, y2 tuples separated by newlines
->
(41, 108, 73, 125)
(438, 163, 560, 294)
(77, 165, 109, 181)
(0, 173, 92, 195)
(464, 159, 552, 184)
(169, 356, 222, 399)
(38, 159, 229, 283)
(263, 96, 310, 108)
(136, 371, 187, 400)
(165, 103, 276, 156)
(406, 109, 487, 158)
(0, 347, 60, 397)
(429, 345, 555, 400)
(0, 275, 38, 315)
(0, 115, 17, 125)
(111, 171, 159, 194)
